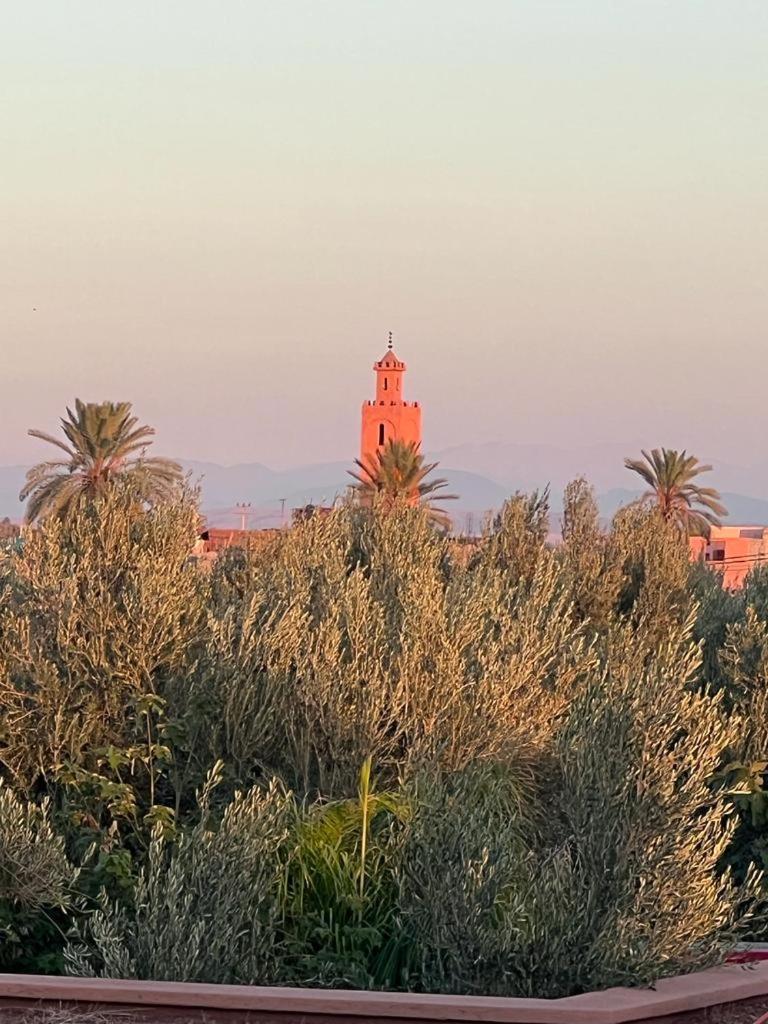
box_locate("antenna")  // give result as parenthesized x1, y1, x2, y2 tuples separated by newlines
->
(235, 502, 252, 532)
(388, 330, 393, 351)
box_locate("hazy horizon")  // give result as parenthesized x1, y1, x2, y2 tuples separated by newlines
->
(3, 2, 767, 469)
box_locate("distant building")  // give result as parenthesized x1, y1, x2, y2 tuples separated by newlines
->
(0, 518, 19, 541)
(691, 525, 768, 588)
(196, 527, 280, 557)
(360, 336, 421, 466)
(291, 504, 334, 525)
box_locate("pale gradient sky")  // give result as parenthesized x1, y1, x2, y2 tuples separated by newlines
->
(1, 1, 766, 468)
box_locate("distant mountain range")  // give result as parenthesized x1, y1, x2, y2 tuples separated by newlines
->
(4, 442, 768, 531)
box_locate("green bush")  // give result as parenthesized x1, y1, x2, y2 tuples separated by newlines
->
(66, 766, 291, 983)
(0, 486, 767, 994)
(0, 487, 207, 802)
(185, 501, 594, 795)
(280, 757, 409, 988)
(0, 784, 76, 972)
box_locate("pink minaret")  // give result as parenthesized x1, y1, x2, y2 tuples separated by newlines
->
(360, 333, 422, 465)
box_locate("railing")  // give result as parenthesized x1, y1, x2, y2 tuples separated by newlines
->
(363, 400, 420, 408)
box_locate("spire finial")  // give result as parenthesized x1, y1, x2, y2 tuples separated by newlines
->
(387, 331, 393, 351)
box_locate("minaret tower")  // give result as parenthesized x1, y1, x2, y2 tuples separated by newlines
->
(360, 333, 422, 465)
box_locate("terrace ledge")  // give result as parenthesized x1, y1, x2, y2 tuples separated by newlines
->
(1, 962, 768, 1024)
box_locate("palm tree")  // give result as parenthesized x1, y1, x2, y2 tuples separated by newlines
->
(349, 439, 457, 527)
(21, 399, 183, 522)
(624, 448, 727, 536)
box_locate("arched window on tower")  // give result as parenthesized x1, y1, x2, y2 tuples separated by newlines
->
(378, 423, 385, 446)
(384, 377, 388, 391)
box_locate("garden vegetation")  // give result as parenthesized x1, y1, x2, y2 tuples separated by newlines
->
(2, 477, 768, 996)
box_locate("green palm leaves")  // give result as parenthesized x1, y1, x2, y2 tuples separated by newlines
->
(21, 399, 183, 522)
(349, 440, 456, 528)
(283, 758, 409, 987)
(624, 448, 727, 536)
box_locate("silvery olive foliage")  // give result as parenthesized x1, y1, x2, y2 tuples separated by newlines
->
(0, 784, 75, 909)
(0, 484, 766, 993)
(65, 769, 291, 983)
(189, 501, 595, 795)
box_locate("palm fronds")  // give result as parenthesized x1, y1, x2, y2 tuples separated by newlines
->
(625, 447, 727, 536)
(349, 440, 456, 528)
(21, 400, 182, 522)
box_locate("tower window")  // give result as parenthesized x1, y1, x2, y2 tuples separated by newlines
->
(378, 424, 385, 446)
(384, 377, 388, 391)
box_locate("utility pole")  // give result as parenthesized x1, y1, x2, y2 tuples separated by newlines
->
(279, 497, 286, 524)
(235, 502, 252, 532)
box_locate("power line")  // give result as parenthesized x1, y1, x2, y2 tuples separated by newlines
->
(706, 557, 768, 566)
(704, 551, 768, 565)
(703, 555, 768, 568)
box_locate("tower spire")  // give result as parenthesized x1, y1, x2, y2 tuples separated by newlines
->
(388, 330, 393, 351)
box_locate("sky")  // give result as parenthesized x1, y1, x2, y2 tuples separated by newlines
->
(1, 1, 767, 469)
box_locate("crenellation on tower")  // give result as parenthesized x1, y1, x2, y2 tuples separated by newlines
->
(360, 338, 422, 464)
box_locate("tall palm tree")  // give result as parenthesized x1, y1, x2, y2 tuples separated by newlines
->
(624, 448, 727, 536)
(349, 439, 457, 527)
(21, 399, 183, 522)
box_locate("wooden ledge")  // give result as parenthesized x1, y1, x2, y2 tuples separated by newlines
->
(1, 962, 767, 1024)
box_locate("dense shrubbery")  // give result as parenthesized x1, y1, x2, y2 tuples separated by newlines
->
(1, 483, 768, 995)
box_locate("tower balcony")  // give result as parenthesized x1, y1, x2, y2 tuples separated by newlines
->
(363, 400, 420, 408)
